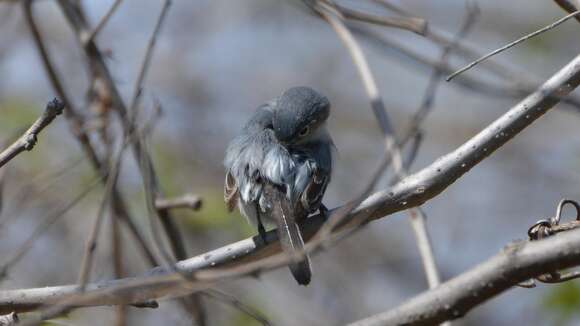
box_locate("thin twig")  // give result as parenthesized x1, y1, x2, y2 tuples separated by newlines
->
(371, 0, 540, 85)
(55, 0, 206, 322)
(83, 0, 124, 44)
(77, 104, 161, 291)
(408, 208, 441, 287)
(56, 0, 189, 265)
(111, 202, 126, 326)
(77, 139, 129, 289)
(447, 10, 580, 81)
(23, 0, 159, 269)
(333, 3, 427, 35)
(128, 0, 171, 118)
(553, 0, 580, 23)
(139, 135, 177, 266)
(22, 0, 102, 170)
(0, 157, 85, 240)
(201, 290, 272, 326)
(0, 99, 64, 168)
(402, 1, 479, 148)
(352, 26, 580, 111)
(0, 177, 102, 280)
(155, 194, 202, 211)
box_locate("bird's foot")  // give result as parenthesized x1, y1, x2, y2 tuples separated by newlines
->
(258, 222, 268, 244)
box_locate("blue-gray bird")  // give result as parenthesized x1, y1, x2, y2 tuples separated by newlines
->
(224, 87, 334, 285)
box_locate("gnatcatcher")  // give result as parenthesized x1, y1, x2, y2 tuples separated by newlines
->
(224, 86, 334, 285)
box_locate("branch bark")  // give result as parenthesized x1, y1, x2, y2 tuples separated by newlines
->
(350, 227, 580, 325)
(0, 99, 64, 168)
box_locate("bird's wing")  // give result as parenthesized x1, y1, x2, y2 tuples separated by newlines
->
(224, 170, 239, 212)
(300, 165, 330, 213)
(264, 183, 312, 285)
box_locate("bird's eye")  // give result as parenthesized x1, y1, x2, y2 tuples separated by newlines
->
(299, 126, 310, 137)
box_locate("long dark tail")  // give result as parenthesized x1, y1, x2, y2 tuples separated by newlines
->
(272, 191, 312, 285)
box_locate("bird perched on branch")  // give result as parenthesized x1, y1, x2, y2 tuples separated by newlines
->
(224, 87, 334, 285)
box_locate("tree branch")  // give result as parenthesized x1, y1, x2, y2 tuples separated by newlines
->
(553, 0, 580, 23)
(352, 26, 580, 111)
(0, 52, 577, 316)
(0, 99, 64, 169)
(447, 10, 580, 81)
(349, 227, 580, 325)
(333, 3, 427, 35)
(23, 0, 159, 268)
(155, 194, 202, 211)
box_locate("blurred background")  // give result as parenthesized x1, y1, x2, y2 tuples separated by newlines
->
(0, 0, 579, 325)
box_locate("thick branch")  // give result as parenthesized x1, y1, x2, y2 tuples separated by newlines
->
(0, 99, 64, 168)
(0, 55, 578, 315)
(350, 228, 580, 325)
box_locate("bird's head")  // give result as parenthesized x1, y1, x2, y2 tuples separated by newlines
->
(272, 87, 330, 145)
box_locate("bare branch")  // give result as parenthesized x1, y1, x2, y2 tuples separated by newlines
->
(553, 0, 580, 23)
(128, 0, 171, 118)
(0, 99, 64, 168)
(23, 0, 159, 268)
(55, 1, 207, 322)
(402, 1, 479, 148)
(372, 0, 547, 85)
(333, 3, 427, 35)
(352, 26, 580, 111)
(55, 0, 190, 265)
(0, 177, 102, 280)
(349, 227, 580, 325)
(155, 194, 202, 211)
(447, 11, 580, 81)
(201, 290, 272, 326)
(83, 0, 124, 44)
(77, 140, 128, 289)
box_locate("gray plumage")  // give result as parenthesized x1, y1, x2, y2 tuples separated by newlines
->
(224, 87, 334, 285)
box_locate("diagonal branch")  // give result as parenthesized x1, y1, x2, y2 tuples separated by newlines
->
(447, 10, 580, 81)
(155, 194, 202, 212)
(0, 99, 64, 168)
(333, 3, 427, 35)
(83, 0, 124, 44)
(553, 0, 580, 23)
(349, 227, 580, 325)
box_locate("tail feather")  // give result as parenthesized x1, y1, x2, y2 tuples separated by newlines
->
(271, 187, 312, 286)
